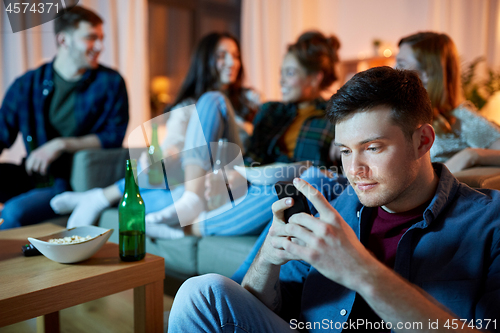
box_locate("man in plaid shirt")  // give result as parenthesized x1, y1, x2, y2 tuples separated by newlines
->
(0, 6, 129, 229)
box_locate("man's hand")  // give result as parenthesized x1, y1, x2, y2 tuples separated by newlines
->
(240, 195, 303, 311)
(281, 178, 381, 291)
(257, 197, 305, 267)
(25, 138, 65, 176)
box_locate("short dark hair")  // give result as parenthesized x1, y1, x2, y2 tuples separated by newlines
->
(54, 6, 103, 35)
(326, 66, 433, 140)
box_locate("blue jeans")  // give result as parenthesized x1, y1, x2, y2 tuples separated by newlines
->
(168, 274, 294, 333)
(1, 177, 70, 229)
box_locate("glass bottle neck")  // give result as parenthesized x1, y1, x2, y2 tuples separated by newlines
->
(124, 160, 140, 197)
(151, 124, 158, 144)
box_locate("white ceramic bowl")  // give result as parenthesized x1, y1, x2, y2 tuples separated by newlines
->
(234, 161, 312, 185)
(28, 226, 113, 264)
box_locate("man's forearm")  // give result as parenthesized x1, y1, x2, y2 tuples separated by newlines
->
(59, 134, 102, 153)
(359, 263, 479, 333)
(241, 252, 283, 312)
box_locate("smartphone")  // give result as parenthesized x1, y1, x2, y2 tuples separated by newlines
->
(274, 181, 311, 223)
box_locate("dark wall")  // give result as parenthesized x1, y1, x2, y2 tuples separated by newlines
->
(148, 0, 241, 116)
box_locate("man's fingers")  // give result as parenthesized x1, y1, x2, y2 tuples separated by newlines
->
(288, 213, 334, 237)
(25, 156, 34, 175)
(282, 236, 313, 261)
(272, 197, 293, 222)
(293, 178, 338, 219)
(39, 160, 48, 176)
(270, 236, 302, 260)
(283, 218, 317, 244)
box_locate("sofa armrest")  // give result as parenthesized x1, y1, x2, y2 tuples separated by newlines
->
(453, 166, 500, 190)
(70, 148, 131, 192)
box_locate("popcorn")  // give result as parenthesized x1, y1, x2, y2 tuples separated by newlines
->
(48, 235, 94, 244)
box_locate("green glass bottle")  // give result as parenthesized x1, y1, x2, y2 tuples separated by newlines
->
(119, 159, 146, 261)
(148, 123, 164, 185)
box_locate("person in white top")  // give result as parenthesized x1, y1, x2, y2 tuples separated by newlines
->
(395, 31, 500, 172)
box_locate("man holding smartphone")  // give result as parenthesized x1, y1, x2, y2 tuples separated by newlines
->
(168, 67, 500, 332)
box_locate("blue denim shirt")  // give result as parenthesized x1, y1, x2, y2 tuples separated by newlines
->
(279, 163, 500, 332)
(0, 60, 129, 154)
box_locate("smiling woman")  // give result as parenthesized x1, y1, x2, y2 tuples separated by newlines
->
(396, 32, 500, 173)
(216, 38, 241, 88)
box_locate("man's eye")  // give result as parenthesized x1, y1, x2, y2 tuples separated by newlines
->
(340, 150, 351, 156)
(367, 146, 379, 152)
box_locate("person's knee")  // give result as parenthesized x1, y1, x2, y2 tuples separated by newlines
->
(198, 91, 227, 112)
(199, 91, 226, 103)
(177, 273, 230, 300)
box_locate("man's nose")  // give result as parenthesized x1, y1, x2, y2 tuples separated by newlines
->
(347, 153, 368, 178)
(94, 39, 104, 52)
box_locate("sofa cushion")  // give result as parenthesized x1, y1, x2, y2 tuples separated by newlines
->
(71, 148, 131, 192)
(197, 236, 259, 277)
(150, 237, 199, 279)
(453, 166, 500, 190)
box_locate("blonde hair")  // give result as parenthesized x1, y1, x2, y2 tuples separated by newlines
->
(398, 32, 464, 133)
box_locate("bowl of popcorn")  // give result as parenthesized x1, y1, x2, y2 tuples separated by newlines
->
(28, 226, 113, 264)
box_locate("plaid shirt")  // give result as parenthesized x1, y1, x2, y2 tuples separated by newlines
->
(0, 60, 129, 155)
(244, 99, 334, 167)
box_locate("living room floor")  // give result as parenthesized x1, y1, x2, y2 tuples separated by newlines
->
(0, 290, 174, 332)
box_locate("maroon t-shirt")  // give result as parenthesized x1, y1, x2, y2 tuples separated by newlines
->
(368, 203, 428, 268)
(344, 202, 428, 332)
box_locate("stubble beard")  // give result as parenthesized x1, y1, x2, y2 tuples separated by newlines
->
(352, 156, 420, 209)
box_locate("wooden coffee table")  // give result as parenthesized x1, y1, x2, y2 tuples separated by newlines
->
(0, 223, 165, 333)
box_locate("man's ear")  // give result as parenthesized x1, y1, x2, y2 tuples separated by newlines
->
(414, 123, 435, 158)
(56, 32, 68, 48)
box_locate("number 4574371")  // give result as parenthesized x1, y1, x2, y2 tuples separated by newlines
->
(444, 319, 496, 330)
(5, 2, 59, 14)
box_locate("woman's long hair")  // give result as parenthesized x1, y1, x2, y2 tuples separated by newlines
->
(168, 32, 256, 121)
(398, 32, 463, 132)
